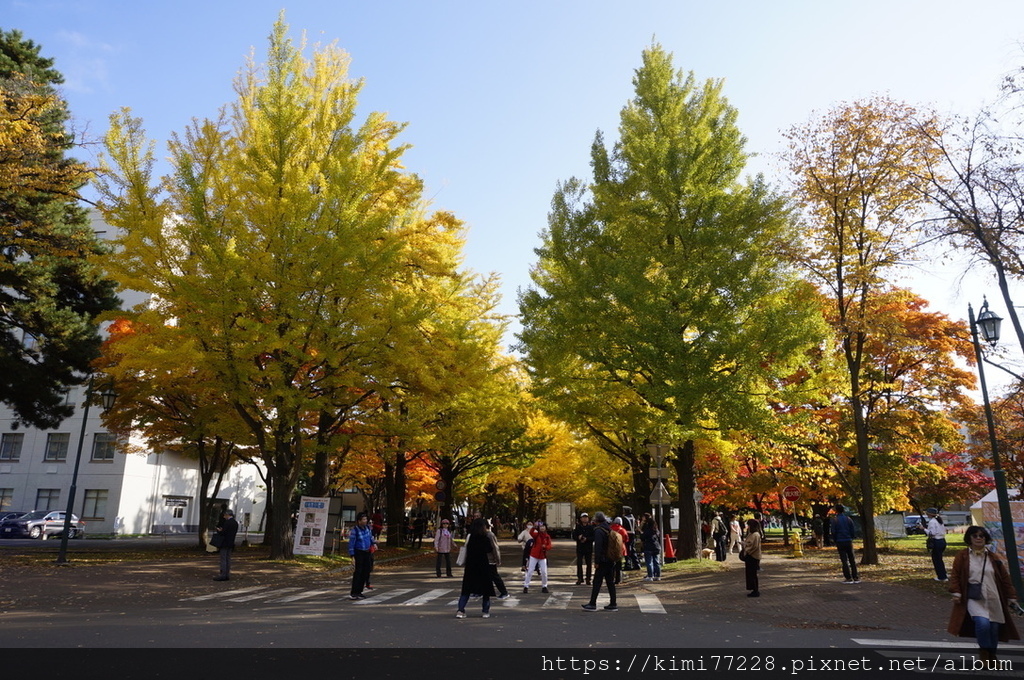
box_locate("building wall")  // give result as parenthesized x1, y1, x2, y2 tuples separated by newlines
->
(0, 210, 268, 536)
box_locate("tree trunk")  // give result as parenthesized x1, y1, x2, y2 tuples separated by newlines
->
(670, 439, 701, 560)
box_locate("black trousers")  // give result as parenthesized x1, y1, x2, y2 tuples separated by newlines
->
(745, 557, 759, 592)
(836, 540, 858, 581)
(576, 546, 592, 582)
(436, 551, 452, 577)
(588, 562, 616, 606)
(351, 550, 372, 596)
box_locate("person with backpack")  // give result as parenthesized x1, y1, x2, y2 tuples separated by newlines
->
(830, 504, 859, 584)
(711, 510, 728, 561)
(581, 511, 619, 612)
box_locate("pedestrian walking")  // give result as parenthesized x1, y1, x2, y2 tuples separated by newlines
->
(830, 504, 859, 584)
(456, 517, 496, 619)
(572, 512, 595, 585)
(711, 511, 728, 561)
(611, 517, 629, 584)
(640, 512, 661, 581)
(581, 511, 618, 612)
(947, 526, 1020, 663)
(485, 519, 510, 598)
(924, 508, 948, 582)
(348, 512, 376, 600)
(434, 518, 455, 578)
(811, 514, 824, 549)
(517, 521, 534, 571)
(212, 508, 238, 581)
(523, 521, 552, 594)
(728, 515, 741, 554)
(622, 506, 639, 570)
(742, 518, 762, 597)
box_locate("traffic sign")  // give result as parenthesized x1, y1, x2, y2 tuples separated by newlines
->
(782, 485, 800, 501)
(434, 491, 446, 502)
(650, 481, 670, 504)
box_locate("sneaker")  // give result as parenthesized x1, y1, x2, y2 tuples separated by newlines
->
(498, 593, 510, 599)
(643, 576, 653, 582)
(365, 585, 374, 591)
(482, 612, 491, 618)
(455, 611, 465, 619)
(934, 577, 948, 582)
(575, 580, 583, 585)
(523, 587, 529, 593)
(581, 603, 597, 611)
(603, 604, 618, 611)
(843, 580, 856, 584)
(853, 579, 861, 584)
(653, 576, 660, 581)
(542, 587, 549, 594)
(349, 595, 361, 600)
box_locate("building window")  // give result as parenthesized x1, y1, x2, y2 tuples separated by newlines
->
(35, 488, 60, 511)
(82, 489, 108, 520)
(164, 496, 189, 520)
(44, 433, 70, 462)
(0, 488, 12, 510)
(0, 433, 23, 461)
(91, 433, 117, 461)
(172, 506, 184, 519)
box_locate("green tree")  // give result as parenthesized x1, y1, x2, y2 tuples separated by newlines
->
(784, 97, 943, 564)
(0, 29, 118, 427)
(519, 45, 824, 559)
(97, 18, 466, 558)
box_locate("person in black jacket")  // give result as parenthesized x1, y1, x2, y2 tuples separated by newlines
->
(213, 508, 239, 581)
(572, 512, 595, 585)
(581, 511, 617, 612)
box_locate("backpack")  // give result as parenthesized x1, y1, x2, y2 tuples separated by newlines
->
(605, 527, 624, 561)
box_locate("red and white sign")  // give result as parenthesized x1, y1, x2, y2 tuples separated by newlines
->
(782, 485, 801, 502)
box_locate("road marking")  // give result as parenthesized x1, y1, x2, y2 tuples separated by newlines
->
(853, 639, 1024, 649)
(541, 591, 573, 609)
(229, 587, 301, 602)
(268, 589, 340, 603)
(353, 588, 414, 604)
(181, 587, 266, 601)
(401, 588, 453, 606)
(634, 593, 666, 614)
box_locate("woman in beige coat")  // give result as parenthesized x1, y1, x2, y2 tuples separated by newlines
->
(742, 519, 762, 598)
(947, 526, 1019, 662)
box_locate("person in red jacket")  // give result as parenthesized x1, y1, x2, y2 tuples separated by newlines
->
(611, 517, 629, 584)
(523, 521, 552, 594)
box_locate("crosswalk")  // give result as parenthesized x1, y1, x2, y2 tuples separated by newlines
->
(180, 585, 669, 613)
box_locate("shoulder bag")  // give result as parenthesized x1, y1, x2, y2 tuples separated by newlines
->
(456, 540, 468, 566)
(966, 556, 987, 600)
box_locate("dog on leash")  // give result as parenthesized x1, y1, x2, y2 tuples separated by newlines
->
(700, 548, 715, 560)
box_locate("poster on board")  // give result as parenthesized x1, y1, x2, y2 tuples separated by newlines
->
(293, 496, 330, 556)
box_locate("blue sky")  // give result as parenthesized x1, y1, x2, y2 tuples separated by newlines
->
(5, 0, 1024, 361)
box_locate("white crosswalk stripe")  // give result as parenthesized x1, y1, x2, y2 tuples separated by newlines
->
(541, 591, 573, 609)
(353, 588, 414, 604)
(229, 587, 302, 602)
(268, 589, 341, 603)
(401, 588, 453, 606)
(181, 585, 669, 613)
(634, 593, 667, 614)
(181, 586, 267, 601)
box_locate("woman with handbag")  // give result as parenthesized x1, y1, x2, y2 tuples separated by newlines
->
(947, 525, 1020, 662)
(456, 517, 496, 618)
(741, 518, 762, 598)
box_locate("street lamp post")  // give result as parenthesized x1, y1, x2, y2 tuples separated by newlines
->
(968, 298, 1023, 600)
(55, 376, 116, 565)
(646, 443, 670, 569)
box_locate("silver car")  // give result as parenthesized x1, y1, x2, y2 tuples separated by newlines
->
(0, 510, 85, 539)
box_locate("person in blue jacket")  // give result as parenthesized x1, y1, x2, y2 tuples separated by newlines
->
(349, 512, 376, 599)
(830, 504, 859, 584)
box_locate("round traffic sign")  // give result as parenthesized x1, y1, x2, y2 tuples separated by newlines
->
(782, 485, 800, 501)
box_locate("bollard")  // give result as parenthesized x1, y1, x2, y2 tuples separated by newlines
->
(791, 528, 803, 557)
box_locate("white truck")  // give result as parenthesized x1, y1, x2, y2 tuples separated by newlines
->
(544, 502, 577, 538)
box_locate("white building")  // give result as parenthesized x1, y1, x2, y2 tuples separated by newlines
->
(0, 211, 268, 535)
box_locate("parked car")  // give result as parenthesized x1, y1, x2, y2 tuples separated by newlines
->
(0, 510, 85, 539)
(0, 511, 27, 523)
(904, 515, 924, 535)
